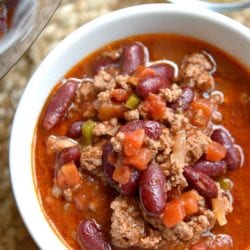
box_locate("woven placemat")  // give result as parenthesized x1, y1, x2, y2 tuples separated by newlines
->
(0, 1, 249, 249)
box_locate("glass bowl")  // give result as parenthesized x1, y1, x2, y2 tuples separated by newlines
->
(0, 0, 61, 79)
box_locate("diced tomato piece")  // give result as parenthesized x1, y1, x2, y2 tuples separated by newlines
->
(98, 102, 125, 121)
(163, 199, 185, 228)
(135, 66, 156, 80)
(190, 98, 213, 126)
(123, 147, 152, 170)
(144, 93, 166, 120)
(206, 141, 227, 161)
(112, 165, 131, 185)
(111, 89, 131, 102)
(180, 190, 200, 215)
(124, 128, 145, 156)
(57, 162, 81, 188)
(191, 98, 213, 117)
(163, 190, 200, 228)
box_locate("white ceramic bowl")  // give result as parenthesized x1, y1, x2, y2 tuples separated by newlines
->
(9, 4, 250, 250)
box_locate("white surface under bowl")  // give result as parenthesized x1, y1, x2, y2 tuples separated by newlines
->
(9, 4, 250, 250)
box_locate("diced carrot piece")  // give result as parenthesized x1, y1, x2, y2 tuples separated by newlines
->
(163, 199, 185, 228)
(124, 128, 145, 156)
(190, 241, 207, 250)
(144, 93, 166, 120)
(112, 165, 131, 185)
(183, 198, 199, 215)
(181, 189, 200, 201)
(180, 190, 200, 215)
(111, 89, 131, 102)
(57, 162, 81, 188)
(206, 141, 227, 161)
(98, 102, 126, 121)
(190, 98, 213, 126)
(123, 147, 152, 170)
(181, 196, 199, 215)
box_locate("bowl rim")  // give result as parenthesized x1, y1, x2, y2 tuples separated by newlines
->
(168, 0, 250, 12)
(9, 3, 250, 250)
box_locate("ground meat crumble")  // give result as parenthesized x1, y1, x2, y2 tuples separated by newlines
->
(80, 143, 103, 178)
(180, 53, 215, 91)
(110, 196, 162, 249)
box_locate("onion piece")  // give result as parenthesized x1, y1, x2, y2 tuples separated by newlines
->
(170, 130, 186, 169)
(52, 184, 62, 198)
(211, 189, 233, 226)
(46, 135, 79, 154)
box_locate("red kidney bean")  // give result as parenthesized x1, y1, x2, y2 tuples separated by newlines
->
(92, 56, 118, 75)
(55, 146, 81, 174)
(102, 142, 140, 195)
(67, 121, 84, 139)
(77, 219, 111, 250)
(192, 160, 226, 178)
(119, 120, 163, 140)
(58, 146, 81, 165)
(120, 168, 141, 195)
(211, 128, 240, 170)
(225, 146, 241, 171)
(184, 166, 218, 199)
(102, 142, 116, 187)
(149, 63, 175, 82)
(211, 128, 232, 148)
(135, 75, 170, 99)
(169, 87, 194, 111)
(139, 163, 166, 216)
(42, 80, 78, 132)
(121, 42, 146, 75)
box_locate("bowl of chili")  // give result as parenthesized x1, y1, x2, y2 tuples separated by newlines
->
(10, 4, 250, 250)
